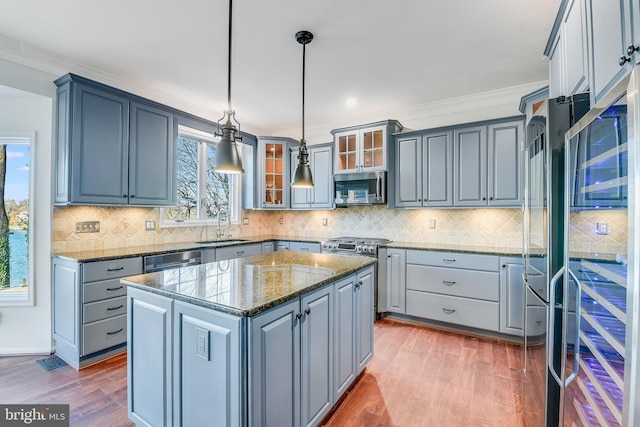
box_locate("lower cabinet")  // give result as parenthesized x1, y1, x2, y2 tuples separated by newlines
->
(215, 243, 262, 261)
(250, 284, 334, 427)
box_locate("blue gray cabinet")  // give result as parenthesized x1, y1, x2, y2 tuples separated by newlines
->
(127, 287, 173, 427)
(289, 241, 321, 253)
(334, 276, 356, 396)
(53, 256, 140, 369)
(354, 268, 374, 372)
(395, 130, 453, 207)
(250, 284, 334, 427)
(173, 301, 244, 427)
(454, 118, 524, 207)
(215, 243, 262, 261)
(291, 143, 334, 209)
(384, 248, 406, 314)
(54, 74, 176, 206)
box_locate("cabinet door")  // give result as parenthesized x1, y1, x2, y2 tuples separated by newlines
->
(52, 258, 81, 365)
(300, 286, 334, 427)
(250, 299, 300, 427)
(454, 125, 487, 206)
(564, 0, 589, 94)
(423, 130, 453, 206)
(334, 276, 356, 397)
(70, 84, 129, 204)
(173, 301, 243, 427)
(499, 258, 525, 336)
(355, 267, 374, 372)
(334, 130, 359, 174)
(310, 145, 334, 208)
(360, 127, 386, 171)
(127, 288, 173, 427)
(386, 249, 406, 314)
(129, 102, 176, 205)
(548, 33, 565, 98)
(261, 140, 288, 208)
(487, 120, 524, 206)
(586, 0, 630, 105)
(291, 148, 311, 208)
(395, 136, 421, 207)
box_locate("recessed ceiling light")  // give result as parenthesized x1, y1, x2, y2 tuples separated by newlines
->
(345, 98, 358, 108)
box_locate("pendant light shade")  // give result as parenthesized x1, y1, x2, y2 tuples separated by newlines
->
(291, 30, 314, 188)
(213, 0, 244, 174)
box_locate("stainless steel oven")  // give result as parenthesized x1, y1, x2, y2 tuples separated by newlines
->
(321, 237, 389, 319)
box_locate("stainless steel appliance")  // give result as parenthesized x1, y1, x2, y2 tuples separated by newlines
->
(321, 236, 389, 318)
(523, 69, 640, 426)
(143, 250, 201, 273)
(321, 236, 389, 257)
(334, 171, 386, 206)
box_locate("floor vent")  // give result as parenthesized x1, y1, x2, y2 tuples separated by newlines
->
(35, 355, 68, 371)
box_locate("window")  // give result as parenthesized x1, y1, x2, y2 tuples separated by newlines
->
(162, 125, 241, 227)
(0, 134, 33, 306)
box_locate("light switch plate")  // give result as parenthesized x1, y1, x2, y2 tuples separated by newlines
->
(75, 221, 100, 233)
(196, 327, 210, 361)
(596, 222, 609, 235)
(429, 219, 436, 229)
(322, 218, 328, 226)
(145, 220, 156, 231)
(243, 218, 249, 225)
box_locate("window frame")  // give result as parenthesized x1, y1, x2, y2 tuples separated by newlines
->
(0, 132, 35, 307)
(160, 124, 242, 228)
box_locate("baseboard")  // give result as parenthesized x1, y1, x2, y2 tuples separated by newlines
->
(0, 348, 52, 356)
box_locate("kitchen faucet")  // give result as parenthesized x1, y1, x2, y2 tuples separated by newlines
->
(216, 207, 231, 240)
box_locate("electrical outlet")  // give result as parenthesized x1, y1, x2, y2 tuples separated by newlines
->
(596, 222, 609, 235)
(322, 218, 328, 226)
(279, 217, 284, 225)
(145, 220, 156, 231)
(75, 221, 100, 233)
(429, 219, 436, 229)
(243, 218, 249, 225)
(196, 328, 209, 361)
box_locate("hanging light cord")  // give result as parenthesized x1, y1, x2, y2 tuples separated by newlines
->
(301, 39, 306, 143)
(227, 0, 233, 113)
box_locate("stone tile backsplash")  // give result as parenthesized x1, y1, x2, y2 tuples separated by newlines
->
(52, 205, 628, 256)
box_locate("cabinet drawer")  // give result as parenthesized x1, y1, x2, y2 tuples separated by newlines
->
(406, 265, 499, 301)
(83, 296, 126, 323)
(289, 241, 321, 253)
(83, 257, 142, 283)
(216, 243, 262, 261)
(83, 278, 127, 303)
(82, 314, 127, 355)
(405, 290, 499, 332)
(406, 250, 499, 272)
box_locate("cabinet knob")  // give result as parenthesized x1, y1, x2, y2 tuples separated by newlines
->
(620, 55, 631, 66)
(482, 197, 487, 201)
(130, 194, 135, 198)
(355, 280, 362, 289)
(122, 194, 128, 198)
(627, 44, 639, 56)
(304, 308, 311, 315)
(418, 198, 422, 202)
(489, 197, 493, 200)
(502, 264, 506, 268)
(296, 313, 303, 320)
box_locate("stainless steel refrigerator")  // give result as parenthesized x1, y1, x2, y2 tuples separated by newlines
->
(523, 67, 640, 426)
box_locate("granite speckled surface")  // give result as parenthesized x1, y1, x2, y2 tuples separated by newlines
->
(121, 251, 376, 317)
(51, 235, 323, 262)
(382, 241, 524, 257)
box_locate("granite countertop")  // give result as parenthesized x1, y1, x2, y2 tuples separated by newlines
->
(121, 251, 376, 317)
(382, 241, 524, 257)
(51, 235, 324, 262)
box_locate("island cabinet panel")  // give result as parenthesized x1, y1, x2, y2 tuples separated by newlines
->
(127, 288, 173, 427)
(355, 267, 374, 372)
(173, 301, 244, 427)
(334, 276, 356, 397)
(249, 298, 301, 427)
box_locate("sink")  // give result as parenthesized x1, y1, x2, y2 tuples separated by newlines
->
(195, 238, 250, 245)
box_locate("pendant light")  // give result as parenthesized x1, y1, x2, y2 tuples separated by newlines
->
(213, 0, 244, 174)
(291, 30, 314, 188)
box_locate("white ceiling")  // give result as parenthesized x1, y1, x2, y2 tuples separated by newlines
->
(0, 0, 560, 141)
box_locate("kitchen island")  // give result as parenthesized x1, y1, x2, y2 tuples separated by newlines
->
(122, 251, 376, 427)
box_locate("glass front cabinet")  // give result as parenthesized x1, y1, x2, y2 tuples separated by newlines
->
(257, 137, 298, 209)
(331, 120, 403, 174)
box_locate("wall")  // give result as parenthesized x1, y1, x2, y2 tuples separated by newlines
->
(0, 58, 57, 354)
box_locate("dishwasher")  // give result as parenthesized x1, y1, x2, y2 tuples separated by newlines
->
(143, 250, 201, 273)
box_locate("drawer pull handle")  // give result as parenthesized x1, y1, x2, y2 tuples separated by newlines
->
(107, 305, 124, 311)
(442, 281, 456, 286)
(106, 328, 124, 336)
(106, 286, 124, 291)
(236, 251, 245, 256)
(442, 308, 456, 315)
(442, 259, 456, 263)
(107, 267, 125, 272)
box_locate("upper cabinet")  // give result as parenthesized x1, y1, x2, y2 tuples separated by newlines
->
(290, 143, 334, 210)
(256, 136, 298, 209)
(54, 74, 176, 206)
(546, 0, 640, 105)
(331, 120, 402, 174)
(394, 116, 524, 209)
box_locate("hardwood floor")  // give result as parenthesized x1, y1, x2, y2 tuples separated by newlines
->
(0, 318, 525, 427)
